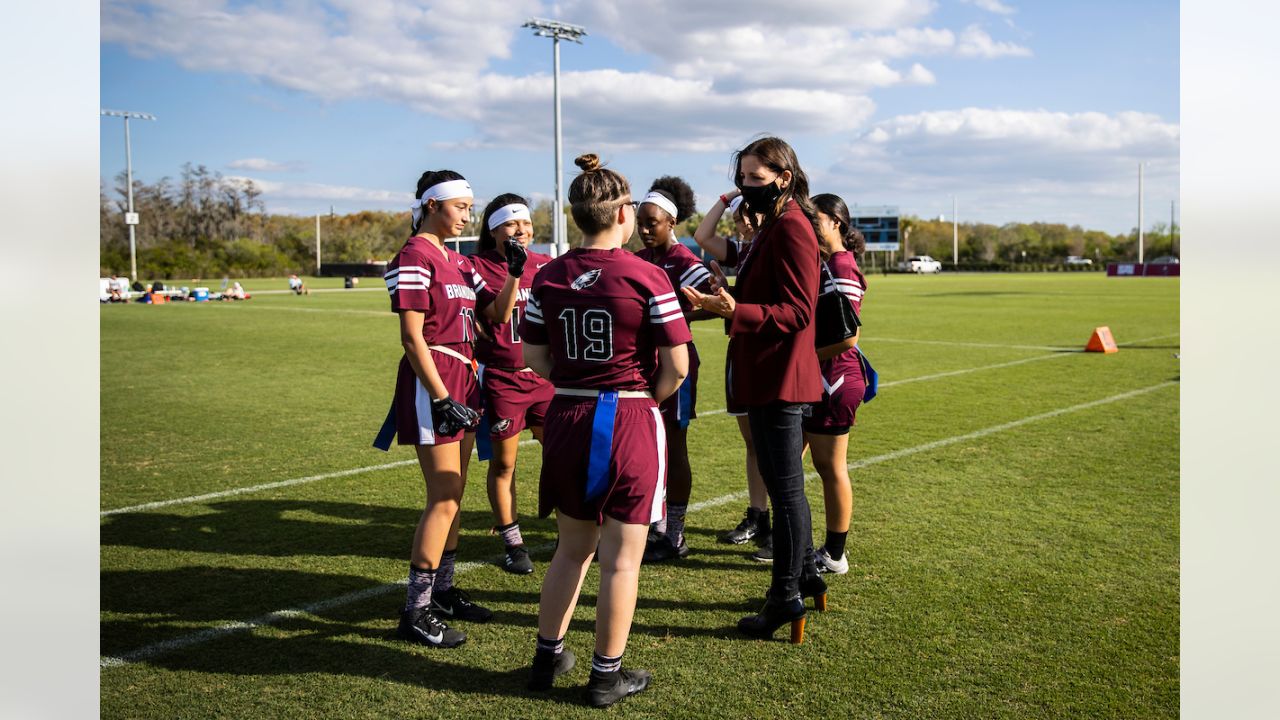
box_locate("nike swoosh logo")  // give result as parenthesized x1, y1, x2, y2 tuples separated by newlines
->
(414, 626, 445, 644)
(536, 263, 548, 269)
(663, 263, 675, 268)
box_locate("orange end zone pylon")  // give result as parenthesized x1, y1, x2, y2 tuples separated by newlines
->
(1085, 326, 1118, 353)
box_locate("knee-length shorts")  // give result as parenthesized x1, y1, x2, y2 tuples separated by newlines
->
(480, 365, 555, 440)
(538, 395, 667, 526)
(393, 350, 480, 446)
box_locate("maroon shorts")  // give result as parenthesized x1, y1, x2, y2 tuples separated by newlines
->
(480, 365, 555, 440)
(393, 349, 480, 446)
(658, 343, 699, 427)
(538, 395, 667, 526)
(802, 364, 865, 435)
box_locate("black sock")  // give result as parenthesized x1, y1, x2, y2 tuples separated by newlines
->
(536, 634, 564, 657)
(591, 651, 622, 674)
(825, 530, 848, 560)
(437, 549, 457, 592)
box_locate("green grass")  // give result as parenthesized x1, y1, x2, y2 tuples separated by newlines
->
(101, 273, 1179, 718)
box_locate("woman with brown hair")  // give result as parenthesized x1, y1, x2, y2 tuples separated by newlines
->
(520, 154, 690, 706)
(683, 136, 826, 644)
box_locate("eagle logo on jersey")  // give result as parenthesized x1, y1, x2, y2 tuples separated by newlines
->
(571, 268, 602, 290)
(490, 418, 512, 434)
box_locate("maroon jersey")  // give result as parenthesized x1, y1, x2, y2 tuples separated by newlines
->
(471, 247, 554, 368)
(520, 247, 692, 391)
(819, 250, 868, 381)
(635, 242, 713, 313)
(384, 236, 495, 358)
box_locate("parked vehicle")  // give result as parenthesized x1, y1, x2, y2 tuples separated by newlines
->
(1065, 256, 1093, 266)
(899, 255, 943, 273)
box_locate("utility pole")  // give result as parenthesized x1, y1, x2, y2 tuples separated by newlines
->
(1138, 163, 1145, 264)
(315, 214, 322, 274)
(101, 109, 157, 282)
(952, 195, 959, 266)
(1171, 200, 1177, 258)
(524, 18, 587, 256)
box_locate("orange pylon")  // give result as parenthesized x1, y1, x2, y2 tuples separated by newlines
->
(1085, 326, 1118, 353)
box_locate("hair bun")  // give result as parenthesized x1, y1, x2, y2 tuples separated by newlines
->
(574, 153, 601, 172)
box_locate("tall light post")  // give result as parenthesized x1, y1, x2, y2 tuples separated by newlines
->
(523, 18, 587, 255)
(101, 109, 157, 282)
(1137, 162, 1145, 264)
(952, 194, 959, 266)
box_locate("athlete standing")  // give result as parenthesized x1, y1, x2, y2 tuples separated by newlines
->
(521, 154, 690, 707)
(471, 194, 556, 574)
(805, 193, 869, 575)
(633, 176, 713, 562)
(376, 170, 523, 649)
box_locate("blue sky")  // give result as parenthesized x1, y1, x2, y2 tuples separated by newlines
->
(100, 0, 1179, 234)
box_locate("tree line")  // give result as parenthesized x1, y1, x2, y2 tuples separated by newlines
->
(101, 165, 1175, 279)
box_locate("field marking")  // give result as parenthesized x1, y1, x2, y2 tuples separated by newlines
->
(868, 332, 1179, 352)
(100, 379, 1176, 668)
(99, 332, 1177, 517)
(233, 305, 389, 317)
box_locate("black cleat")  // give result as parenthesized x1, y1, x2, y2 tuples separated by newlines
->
(527, 648, 576, 691)
(642, 534, 690, 563)
(503, 545, 534, 575)
(720, 507, 768, 545)
(750, 535, 774, 563)
(397, 607, 466, 648)
(586, 668, 652, 708)
(431, 586, 493, 623)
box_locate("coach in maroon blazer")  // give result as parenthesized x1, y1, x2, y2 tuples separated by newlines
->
(684, 136, 826, 644)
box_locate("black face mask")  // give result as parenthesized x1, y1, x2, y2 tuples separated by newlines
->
(739, 180, 783, 213)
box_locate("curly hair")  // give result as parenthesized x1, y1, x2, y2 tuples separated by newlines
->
(646, 175, 696, 223)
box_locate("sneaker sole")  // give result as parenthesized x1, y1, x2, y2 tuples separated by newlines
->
(750, 555, 774, 564)
(397, 628, 467, 649)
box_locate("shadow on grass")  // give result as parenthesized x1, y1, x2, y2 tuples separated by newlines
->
(100, 500, 556, 559)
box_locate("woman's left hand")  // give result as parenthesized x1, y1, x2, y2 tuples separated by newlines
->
(682, 285, 735, 319)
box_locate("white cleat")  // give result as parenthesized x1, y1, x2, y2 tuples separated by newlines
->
(815, 545, 849, 575)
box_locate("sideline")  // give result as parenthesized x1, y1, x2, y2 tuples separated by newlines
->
(100, 332, 1178, 517)
(100, 380, 1177, 668)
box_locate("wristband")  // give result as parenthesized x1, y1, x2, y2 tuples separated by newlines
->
(719, 194, 731, 206)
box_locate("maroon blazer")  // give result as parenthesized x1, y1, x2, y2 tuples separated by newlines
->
(726, 199, 822, 405)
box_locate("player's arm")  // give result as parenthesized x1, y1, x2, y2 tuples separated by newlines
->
(480, 239, 528, 323)
(652, 344, 689, 403)
(522, 342, 553, 379)
(399, 310, 449, 400)
(692, 193, 737, 262)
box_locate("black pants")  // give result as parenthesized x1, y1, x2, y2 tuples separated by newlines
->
(747, 402, 814, 600)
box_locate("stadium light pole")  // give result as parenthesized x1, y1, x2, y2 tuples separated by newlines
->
(101, 109, 157, 282)
(1137, 162, 1145, 264)
(952, 194, 959, 266)
(523, 18, 587, 256)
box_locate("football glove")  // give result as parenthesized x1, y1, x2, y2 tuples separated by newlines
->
(504, 238, 529, 278)
(431, 395, 480, 436)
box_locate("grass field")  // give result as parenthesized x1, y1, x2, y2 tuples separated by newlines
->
(100, 272, 1179, 719)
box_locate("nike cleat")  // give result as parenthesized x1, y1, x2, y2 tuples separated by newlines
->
(397, 607, 466, 649)
(431, 586, 494, 623)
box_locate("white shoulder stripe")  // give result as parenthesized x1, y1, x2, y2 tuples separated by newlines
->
(649, 292, 677, 305)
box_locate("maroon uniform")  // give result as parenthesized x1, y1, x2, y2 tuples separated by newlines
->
(383, 237, 494, 445)
(635, 242, 713, 426)
(472, 248, 556, 439)
(520, 247, 693, 524)
(804, 250, 868, 435)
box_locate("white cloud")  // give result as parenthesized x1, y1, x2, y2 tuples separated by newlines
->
(818, 109, 1179, 231)
(955, 24, 1031, 58)
(102, 0, 1018, 151)
(227, 176, 411, 207)
(963, 0, 1017, 15)
(227, 158, 302, 172)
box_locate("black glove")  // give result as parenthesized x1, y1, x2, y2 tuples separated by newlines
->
(431, 395, 480, 436)
(504, 238, 529, 278)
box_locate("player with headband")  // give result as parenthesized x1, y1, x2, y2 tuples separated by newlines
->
(470, 193, 556, 575)
(374, 169, 526, 649)
(632, 176, 714, 563)
(692, 191, 774, 556)
(520, 154, 690, 707)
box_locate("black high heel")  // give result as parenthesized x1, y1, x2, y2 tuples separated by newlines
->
(738, 595, 807, 644)
(800, 574, 828, 612)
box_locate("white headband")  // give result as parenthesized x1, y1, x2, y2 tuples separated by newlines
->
(640, 191, 679, 219)
(487, 203, 532, 230)
(727, 196, 744, 215)
(411, 179, 473, 226)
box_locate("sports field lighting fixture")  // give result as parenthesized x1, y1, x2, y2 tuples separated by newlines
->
(101, 109, 158, 283)
(523, 17, 587, 255)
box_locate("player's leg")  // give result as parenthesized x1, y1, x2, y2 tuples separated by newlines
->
(487, 432, 534, 573)
(399, 441, 469, 648)
(588, 517, 652, 706)
(644, 421, 691, 562)
(429, 430, 493, 623)
(807, 431, 852, 575)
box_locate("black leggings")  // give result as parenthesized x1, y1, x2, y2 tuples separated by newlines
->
(747, 402, 814, 600)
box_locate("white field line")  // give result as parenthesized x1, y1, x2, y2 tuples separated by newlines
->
(99, 332, 1177, 517)
(867, 332, 1179, 352)
(100, 379, 1176, 668)
(234, 305, 389, 317)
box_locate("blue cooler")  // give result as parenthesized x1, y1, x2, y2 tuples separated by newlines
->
(194, 287, 209, 302)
